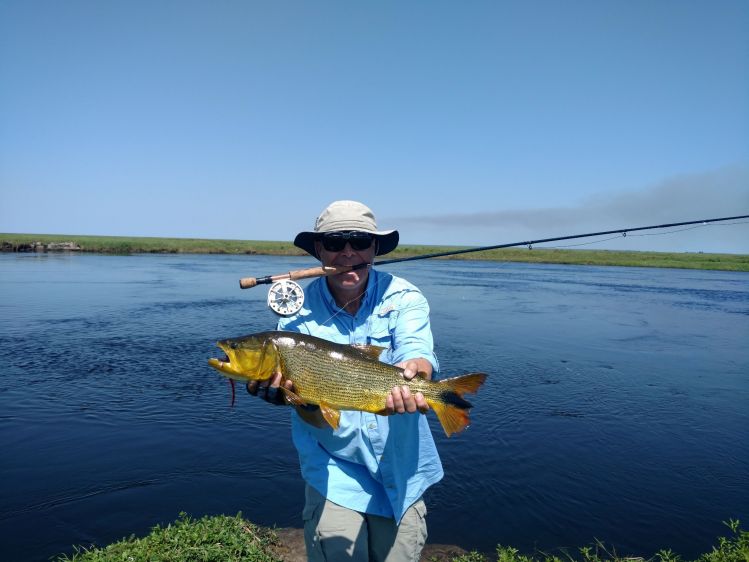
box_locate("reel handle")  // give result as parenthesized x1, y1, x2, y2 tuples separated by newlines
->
(239, 265, 352, 289)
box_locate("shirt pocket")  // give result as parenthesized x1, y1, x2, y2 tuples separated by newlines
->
(367, 306, 398, 362)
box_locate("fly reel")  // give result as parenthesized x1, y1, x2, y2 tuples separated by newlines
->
(267, 279, 305, 316)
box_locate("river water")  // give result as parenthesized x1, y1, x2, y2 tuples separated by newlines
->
(0, 253, 747, 561)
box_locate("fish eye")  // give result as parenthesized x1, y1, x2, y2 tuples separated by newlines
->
(230, 342, 238, 349)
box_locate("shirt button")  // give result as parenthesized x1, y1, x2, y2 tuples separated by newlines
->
(368, 423, 377, 430)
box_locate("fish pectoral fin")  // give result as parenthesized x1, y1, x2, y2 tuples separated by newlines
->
(279, 387, 308, 407)
(318, 401, 341, 430)
(350, 344, 388, 360)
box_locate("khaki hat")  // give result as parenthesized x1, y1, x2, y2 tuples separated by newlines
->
(294, 200, 399, 257)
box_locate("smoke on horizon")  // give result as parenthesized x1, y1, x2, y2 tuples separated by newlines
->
(390, 165, 749, 253)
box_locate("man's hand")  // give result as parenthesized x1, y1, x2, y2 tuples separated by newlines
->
(247, 372, 326, 428)
(385, 359, 432, 415)
(246, 372, 291, 405)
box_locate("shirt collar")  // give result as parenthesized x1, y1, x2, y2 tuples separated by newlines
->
(319, 267, 377, 317)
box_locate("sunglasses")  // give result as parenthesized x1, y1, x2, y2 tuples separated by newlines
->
(319, 231, 375, 252)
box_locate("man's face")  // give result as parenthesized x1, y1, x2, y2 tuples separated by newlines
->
(314, 231, 376, 294)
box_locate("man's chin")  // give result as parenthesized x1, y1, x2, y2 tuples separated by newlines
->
(341, 274, 362, 286)
(335, 270, 366, 288)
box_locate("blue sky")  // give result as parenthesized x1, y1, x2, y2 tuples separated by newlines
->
(1, 1, 747, 252)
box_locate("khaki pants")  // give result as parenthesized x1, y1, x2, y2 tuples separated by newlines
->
(302, 484, 428, 562)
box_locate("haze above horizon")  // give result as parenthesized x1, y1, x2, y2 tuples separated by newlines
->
(1, 1, 748, 253)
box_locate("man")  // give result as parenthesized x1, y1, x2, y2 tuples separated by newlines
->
(248, 200, 443, 561)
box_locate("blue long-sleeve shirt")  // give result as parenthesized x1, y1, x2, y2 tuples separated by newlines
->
(277, 268, 443, 522)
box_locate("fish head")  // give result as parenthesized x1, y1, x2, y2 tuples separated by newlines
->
(208, 333, 278, 382)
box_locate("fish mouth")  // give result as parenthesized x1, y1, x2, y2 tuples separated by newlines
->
(208, 343, 243, 379)
(208, 356, 235, 374)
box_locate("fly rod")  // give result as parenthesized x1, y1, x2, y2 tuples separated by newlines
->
(240, 213, 749, 290)
(248, 213, 749, 315)
(239, 215, 749, 289)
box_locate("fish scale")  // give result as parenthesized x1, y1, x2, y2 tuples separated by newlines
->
(276, 336, 434, 411)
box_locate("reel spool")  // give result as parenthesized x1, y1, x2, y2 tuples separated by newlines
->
(267, 280, 305, 316)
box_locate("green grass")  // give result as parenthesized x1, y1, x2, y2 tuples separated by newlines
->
(55, 515, 749, 562)
(56, 512, 279, 562)
(2, 233, 748, 271)
(450, 520, 749, 562)
(435, 247, 749, 272)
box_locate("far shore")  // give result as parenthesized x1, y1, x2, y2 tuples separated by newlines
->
(2, 233, 748, 272)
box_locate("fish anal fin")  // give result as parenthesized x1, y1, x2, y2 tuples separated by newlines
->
(350, 344, 388, 360)
(429, 400, 471, 438)
(319, 401, 341, 430)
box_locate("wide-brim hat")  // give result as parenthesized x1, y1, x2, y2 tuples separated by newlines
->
(294, 200, 399, 258)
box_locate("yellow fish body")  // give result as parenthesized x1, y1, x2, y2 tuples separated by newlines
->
(208, 330, 486, 437)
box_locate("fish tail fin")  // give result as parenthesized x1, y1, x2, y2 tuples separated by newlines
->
(428, 401, 470, 438)
(440, 372, 487, 396)
(429, 372, 487, 438)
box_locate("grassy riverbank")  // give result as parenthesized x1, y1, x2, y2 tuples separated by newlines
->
(2, 233, 748, 271)
(55, 512, 748, 562)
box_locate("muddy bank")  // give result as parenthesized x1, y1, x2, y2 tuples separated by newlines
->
(271, 526, 477, 561)
(1, 240, 81, 252)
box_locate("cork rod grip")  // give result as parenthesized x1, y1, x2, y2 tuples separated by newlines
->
(239, 265, 353, 289)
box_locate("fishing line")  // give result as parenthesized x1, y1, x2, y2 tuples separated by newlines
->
(548, 221, 749, 249)
(318, 287, 369, 327)
(314, 256, 379, 326)
(549, 234, 631, 249)
(316, 276, 430, 329)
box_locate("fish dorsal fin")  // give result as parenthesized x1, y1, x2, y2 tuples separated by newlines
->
(350, 344, 388, 360)
(318, 401, 341, 430)
(414, 371, 429, 380)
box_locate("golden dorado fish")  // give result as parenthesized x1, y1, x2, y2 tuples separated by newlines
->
(208, 331, 486, 437)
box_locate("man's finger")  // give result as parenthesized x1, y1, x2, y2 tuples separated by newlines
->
(401, 385, 417, 413)
(415, 392, 429, 414)
(391, 386, 405, 414)
(402, 364, 416, 381)
(385, 393, 395, 414)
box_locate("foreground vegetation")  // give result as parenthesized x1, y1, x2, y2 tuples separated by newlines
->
(57, 513, 278, 562)
(2, 233, 748, 271)
(56, 513, 749, 562)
